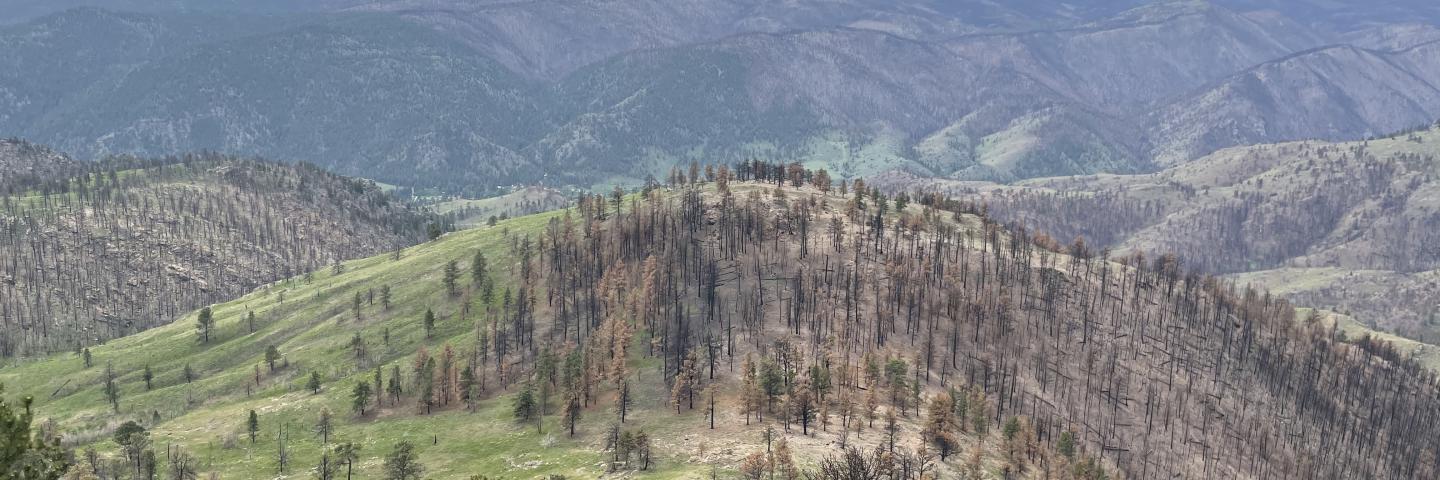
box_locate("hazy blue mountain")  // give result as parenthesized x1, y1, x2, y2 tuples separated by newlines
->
(1218, 0, 1440, 30)
(0, 8, 293, 129)
(1148, 42, 1440, 164)
(354, 0, 1160, 81)
(2, 1, 1438, 192)
(3, 11, 547, 194)
(0, 0, 371, 24)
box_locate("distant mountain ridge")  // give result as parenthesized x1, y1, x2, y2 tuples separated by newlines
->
(2, 1, 1438, 193)
(1148, 40, 1440, 164)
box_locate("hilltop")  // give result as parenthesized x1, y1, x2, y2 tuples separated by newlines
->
(3, 171, 1436, 479)
(0, 138, 83, 189)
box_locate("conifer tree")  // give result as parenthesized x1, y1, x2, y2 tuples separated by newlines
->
(113, 421, 149, 472)
(352, 291, 363, 321)
(196, 306, 214, 344)
(791, 379, 816, 435)
(247, 410, 260, 443)
(315, 409, 334, 445)
(513, 379, 537, 424)
(0, 383, 70, 478)
(388, 365, 404, 404)
(335, 442, 360, 480)
(352, 382, 372, 416)
(924, 392, 959, 460)
(443, 260, 460, 296)
(265, 345, 281, 372)
(634, 429, 653, 470)
(459, 359, 476, 412)
(471, 251, 488, 289)
(423, 309, 436, 339)
(383, 441, 425, 480)
(563, 388, 582, 436)
(1059, 430, 1077, 461)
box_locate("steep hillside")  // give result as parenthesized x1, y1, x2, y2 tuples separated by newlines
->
(2, 173, 1437, 479)
(1343, 23, 1440, 50)
(880, 124, 1440, 340)
(1148, 43, 1440, 165)
(0, 138, 82, 189)
(0, 151, 436, 358)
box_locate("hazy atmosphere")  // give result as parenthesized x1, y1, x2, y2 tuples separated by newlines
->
(2, 1, 1438, 479)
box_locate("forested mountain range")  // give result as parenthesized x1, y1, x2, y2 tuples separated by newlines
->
(3, 172, 1436, 479)
(0, 141, 437, 358)
(876, 124, 1440, 343)
(3, 1, 1439, 194)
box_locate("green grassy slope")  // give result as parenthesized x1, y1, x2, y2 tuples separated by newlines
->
(0, 206, 712, 478)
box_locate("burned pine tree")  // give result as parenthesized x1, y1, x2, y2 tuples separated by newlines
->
(0, 151, 436, 357)
(490, 162, 1440, 479)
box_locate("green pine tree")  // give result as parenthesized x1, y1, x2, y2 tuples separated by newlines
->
(353, 382, 373, 417)
(247, 410, 260, 443)
(384, 441, 425, 480)
(0, 383, 71, 479)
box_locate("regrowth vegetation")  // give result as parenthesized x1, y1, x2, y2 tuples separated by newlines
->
(3, 162, 1438, 479)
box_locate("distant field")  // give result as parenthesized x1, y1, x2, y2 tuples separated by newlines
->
(429, 186, 571, 227)
(1297, 308, 1440, 373)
